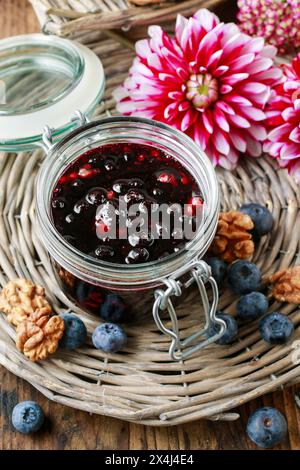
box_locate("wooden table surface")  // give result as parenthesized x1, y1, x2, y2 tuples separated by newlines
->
(0, 0, 300, 451)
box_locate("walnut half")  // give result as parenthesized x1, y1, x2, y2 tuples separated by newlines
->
(16, 309, 65, 362)
(0, 278, 52, 326)
(270, 266, 300, 304)
(210, 211, 255, 263)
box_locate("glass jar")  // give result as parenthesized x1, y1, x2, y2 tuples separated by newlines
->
(0, 33, 226, 360)
(36, 116, 226, 360)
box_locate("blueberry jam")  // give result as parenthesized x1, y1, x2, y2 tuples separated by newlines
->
(51, 143, 202, 265)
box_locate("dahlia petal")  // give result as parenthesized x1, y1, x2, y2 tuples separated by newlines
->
(280, 142, 300, 160)
(222, 32, 247, 56)
(214, 66, 229, 77)
(247, 124, 267, 141)
(164, 102, 178, 119)
(222, 73, 249, 85)
(228, 114, 251, 128)
(240, 107, 266, 121)
(134, 62, 154, 78)
(226, 148, 239, 164)
(136, 39, 152, 60)
(216, 101, 235, 115)
(294, 99, 300, 112)
(265, 142, 282, 157)
(220, 84, 233, 94)
(117, 100, 138, 114)
(247, 37, 265, 54)
(148, 53, 163, 70)
(284, 80, 300, 92)
(229, 130, 247, 152)
(227, 53, 255, 71)
(290, 127, 300, 144)
(218, 155, 237, 170)
(268, 123, 292, 142)
(213, 108, 230, 132)
(178, 101, 190, 112)
(161, 47, 186, 72)
(181, 109, 197, 131)
(202, 110, 214, 134)
(225, 94, 252, 106)
(246, 57, 273, 74)
(193, 8, 219, 31)
(206, 49, 223, 69)
(239, 82, 268, 94)
(112, 86, 129, 102)
(250, 88, 271, 107)
(260, 45, 277, 58)
(176, 67, 189, 81)
(214, 130, 230, 155)
(282, 107, 297, 122)
(168, 91, 184, 100)
(175, 14, 189, 47)
(251, 68, 282, 85)
(196, 30, 219, 63)
(193, 118, 210, 149)
(245, 136, 262, 157)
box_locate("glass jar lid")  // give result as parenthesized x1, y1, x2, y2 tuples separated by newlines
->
(0, 34, 105, 151)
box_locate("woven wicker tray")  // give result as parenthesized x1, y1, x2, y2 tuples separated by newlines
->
(0, 30, 300, 426)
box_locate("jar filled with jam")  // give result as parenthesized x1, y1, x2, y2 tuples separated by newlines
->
(36, 117, 226, 360)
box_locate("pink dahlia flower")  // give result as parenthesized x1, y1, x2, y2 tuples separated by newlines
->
(264, 54, 300, 181)
(237, 0, 300, 55)
(113, 9, 282, 169)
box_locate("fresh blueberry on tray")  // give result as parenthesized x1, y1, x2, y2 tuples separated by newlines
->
(228, 260, 262, 294)
(237, 292, 269, 322)
(100, 294, 128, 323)
(60, 313, 87, 350)
(206, 257, 228, 286)
(12, 401, 44, 434)
(240, 203, 273, 237)
(208, 311, 238, 345)
(246, 407, 287, 448)
(259, 312, 294, 344)
(92, 323, 127, 353)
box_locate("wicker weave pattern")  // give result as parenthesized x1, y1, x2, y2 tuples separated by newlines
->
(0, 31, 300, 425)
(29, 0, 225, 35)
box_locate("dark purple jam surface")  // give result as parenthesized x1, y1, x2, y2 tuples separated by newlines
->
(51, 143, 202, 264)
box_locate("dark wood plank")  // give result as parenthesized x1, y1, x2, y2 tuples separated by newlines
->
(0, 0, 300, 450)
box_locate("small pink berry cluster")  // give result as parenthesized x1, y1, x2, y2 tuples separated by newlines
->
(237, 0, 300, 54)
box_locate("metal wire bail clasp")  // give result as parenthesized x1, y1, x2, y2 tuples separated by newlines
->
(42, 110, 90, 153)
(152, 259, 227, 361)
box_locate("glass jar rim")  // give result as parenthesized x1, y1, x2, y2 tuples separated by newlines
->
(0, 34, 105, 152)
(36, 117, 219, 288)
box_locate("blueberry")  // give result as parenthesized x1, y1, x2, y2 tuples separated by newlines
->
(100, 294, 128, 323)
(206, 257, 228, 286)
(60, 313, 87, 350)
(228, 260, 262, 294)
(246, 407, 287, 448)
(259, 312, 294, 344)
(208, 311, 238, 345)
(12, 401, 44, 434)
(240, 203, 273, 237)
(92, 323, 127, 352)
(237, 292, 269, 322)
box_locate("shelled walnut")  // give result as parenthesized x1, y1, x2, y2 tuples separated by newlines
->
(0, 278, 52, 326)
(16, 309, 65, 362)
(210, 211, 255, 263)
(270, 266, 300, 304)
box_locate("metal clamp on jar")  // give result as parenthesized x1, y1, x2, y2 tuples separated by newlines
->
(0, 34, 227, 360)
